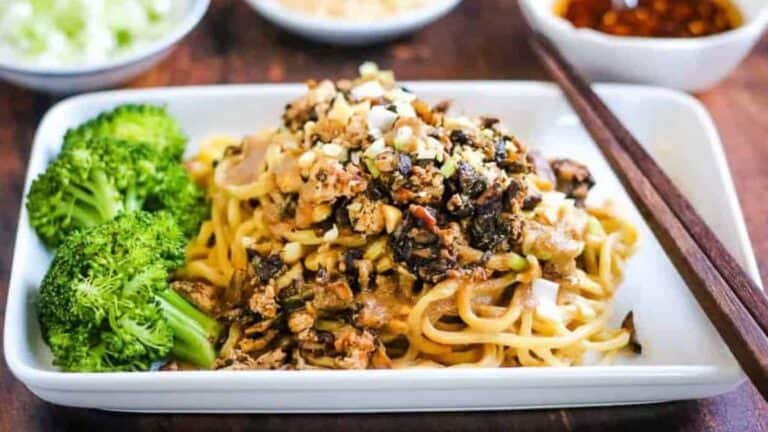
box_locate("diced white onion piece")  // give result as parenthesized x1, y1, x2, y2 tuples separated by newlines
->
(359, 61, 379, 78)
(505, 139, 518, 154)
(311, 81, 337, 102)
(351, 80, 385, 101)
(416, 139, 438, 160)
(385, 87, 416, 103)
(416, 147, 436, 160)
(427, 136, 445, 161)
(540, 191, 567, 223)
(352, 100, 371, 115)
(393, 101, 416, 118)
(531, 278, 562, 322)
(297, 150, 316, 169)
(350, 151, 361, 164)
(483, 166, 500, 183)
(382, 204, 403, 233)
(364, 138, 388, 159)
(428, 136, 442, 147)
(460, 146, 484, 172)
(323, 225, 339, 242)
(367, 105, 397, 136)
(321, 143, 345, 159)
(444, 116, 476, 130)
(303, 121, 316, 139)
(281, 242, 304, 264)
(327, 94, 354, 124)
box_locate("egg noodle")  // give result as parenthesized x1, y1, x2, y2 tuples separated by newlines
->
(179, 64, 639, 370)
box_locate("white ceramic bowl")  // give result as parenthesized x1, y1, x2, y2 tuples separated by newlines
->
(0, 0, 210, 94)
(245, 0, 462, 45)
(4, 82, 761, 412)
(520, 0, 768, 92)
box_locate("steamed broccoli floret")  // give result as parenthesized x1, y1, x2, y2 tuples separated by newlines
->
(63, 104, 187, 160)
(145, 160, 209, 238)
(26, 139, 157, 247)
(26, 138, 206, 247)
(38, 212, 222, 372)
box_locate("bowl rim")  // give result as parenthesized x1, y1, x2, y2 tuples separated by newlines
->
(0, 0, 210, 76)
(522, 0, 768, 48)
(246, 0, 462, 32)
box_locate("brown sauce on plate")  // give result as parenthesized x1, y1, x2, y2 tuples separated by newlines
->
(555, 0, 743, 37)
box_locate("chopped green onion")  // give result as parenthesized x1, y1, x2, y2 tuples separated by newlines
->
(440, 156, 458, 177)
(364, 158, 380, 178)
(315, 319, 345, 332)
(507, 253, 529, 272)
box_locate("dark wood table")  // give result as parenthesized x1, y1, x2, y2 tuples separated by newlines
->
(1, 1, 766, 430)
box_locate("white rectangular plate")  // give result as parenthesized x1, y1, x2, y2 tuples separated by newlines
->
(4, 82, 761, 412)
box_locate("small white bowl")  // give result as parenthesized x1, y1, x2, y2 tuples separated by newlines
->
(520, 0, 768, 92)
(0, 0, 210, 94)
(245, 0, 462, 45)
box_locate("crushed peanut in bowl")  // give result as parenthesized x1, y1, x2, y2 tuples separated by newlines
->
(275, 0, 435, 21)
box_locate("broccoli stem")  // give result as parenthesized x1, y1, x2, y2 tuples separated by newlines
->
(52, 202, 103, 228)
(123, 186, 144, 213)
(93, 171, 127, 219)
(155, 289, 222, 368)
(66, 171, 124, 223)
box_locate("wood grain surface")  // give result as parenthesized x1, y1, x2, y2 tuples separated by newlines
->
(1, 0, 766, 430)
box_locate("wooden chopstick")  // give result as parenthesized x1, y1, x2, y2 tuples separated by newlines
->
(513, 3, 768, 399)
